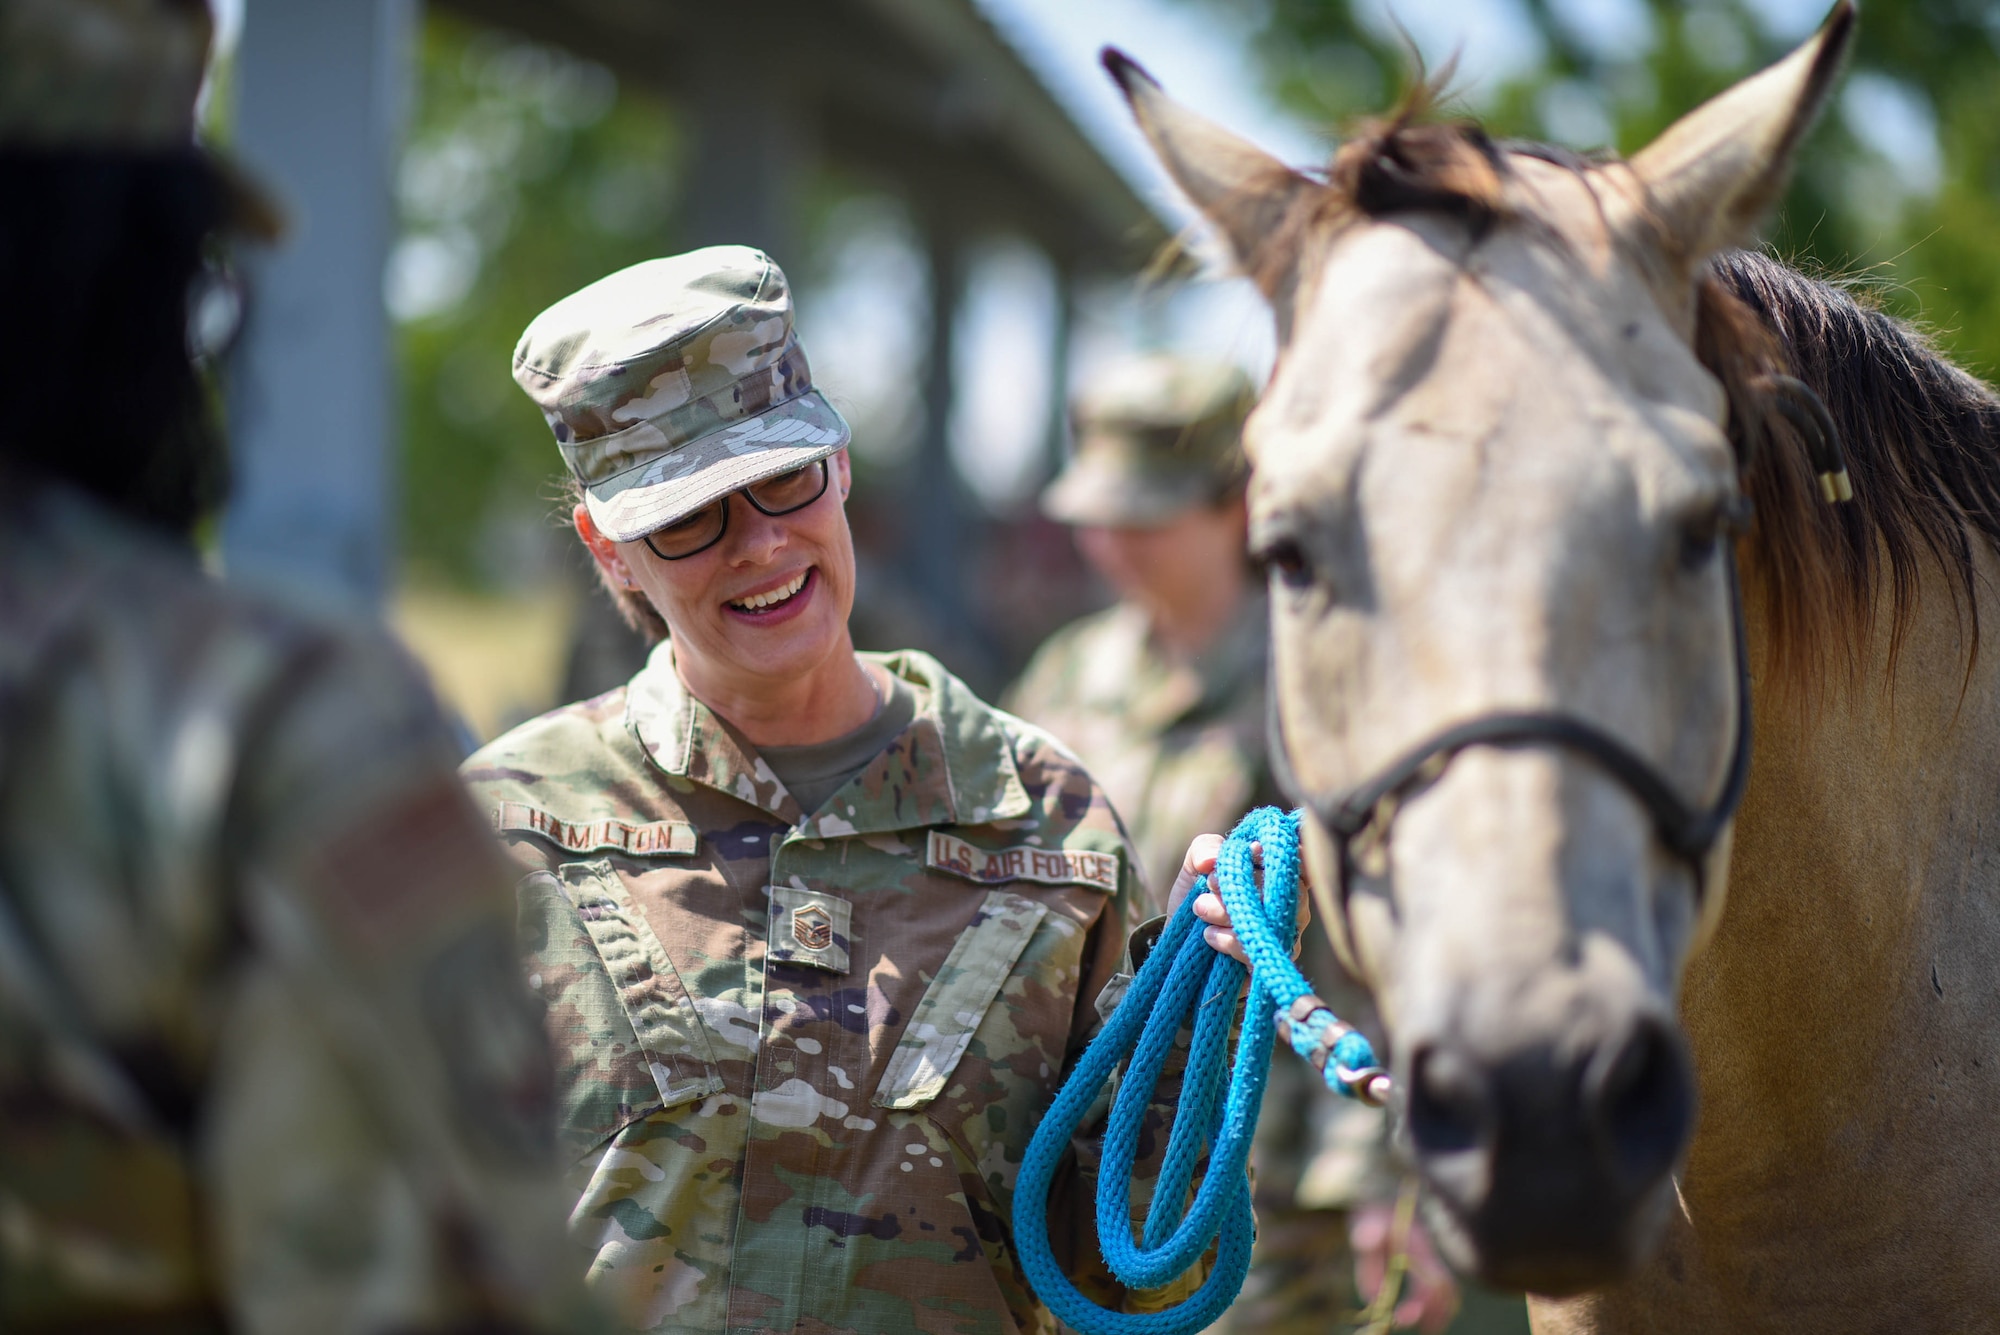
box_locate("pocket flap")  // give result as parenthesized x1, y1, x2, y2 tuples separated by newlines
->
(874, 890, 1048, 1109)
(560, 859, 723, 1111)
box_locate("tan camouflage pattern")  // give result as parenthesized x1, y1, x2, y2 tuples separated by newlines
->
(0, 482, 595, 1332)
(1042, 354, 1255, 528)
(464, 646, 1193, 1334)
(512, 248, 851, 543)
(0, 0, 208, 147)
(0, 0, 283, 237)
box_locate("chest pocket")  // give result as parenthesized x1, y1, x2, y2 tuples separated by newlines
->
(874, 889, 1048, 1109)
(522, 859, 723, 1154)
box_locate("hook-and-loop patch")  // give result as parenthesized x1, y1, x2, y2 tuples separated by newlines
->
(496, 801, 698, 858)
(768, 885, 853, 974)
(925, 831, 1118, 892)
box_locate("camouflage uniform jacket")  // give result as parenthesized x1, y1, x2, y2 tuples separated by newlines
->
(0, 482, 591, 1333)
(462, 646, 1181, 1335)
(1004, 594, 1273, 903)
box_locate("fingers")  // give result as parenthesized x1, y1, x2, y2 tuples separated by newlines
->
(1352, 1198, 1461, 1334)
(1185, 890, 1248, 965)
(1165, 832, 1226, 916)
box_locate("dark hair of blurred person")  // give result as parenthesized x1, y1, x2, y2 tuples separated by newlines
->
(0, 146, 232, 533)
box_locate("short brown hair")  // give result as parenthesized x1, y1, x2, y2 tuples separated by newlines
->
(562, 476, 669, 645)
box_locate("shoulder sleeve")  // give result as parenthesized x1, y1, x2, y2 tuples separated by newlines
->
(206, 625, 598, 1334)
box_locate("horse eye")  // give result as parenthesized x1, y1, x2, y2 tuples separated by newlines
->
(1677, 524, 1720, 574)
(1256, 536, 1315, 590)
(1677, 495, 1750, 575)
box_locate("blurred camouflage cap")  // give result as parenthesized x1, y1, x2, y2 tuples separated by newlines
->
(514, 246, 851, 544)
(0, 0, 283, 236)
(1042, 353, 1255, 527)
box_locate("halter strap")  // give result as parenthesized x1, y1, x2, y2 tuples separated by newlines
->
(1267, 548, 1755, 900)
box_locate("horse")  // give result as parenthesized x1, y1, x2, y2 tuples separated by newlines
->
(1108, 5, 2000, 1330)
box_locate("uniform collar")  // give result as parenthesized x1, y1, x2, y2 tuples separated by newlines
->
(625, 644, 1031, 835)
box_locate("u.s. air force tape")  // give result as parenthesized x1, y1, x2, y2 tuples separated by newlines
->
(926, 831, 1118, 892)
(494, 801, 698, 857)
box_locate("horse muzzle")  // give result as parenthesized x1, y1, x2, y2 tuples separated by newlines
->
(1400, 997, 1694, 1295)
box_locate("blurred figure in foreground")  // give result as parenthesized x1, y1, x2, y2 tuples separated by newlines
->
(0, 2, 590, 1330)
(1007, 355, 1486, 1333)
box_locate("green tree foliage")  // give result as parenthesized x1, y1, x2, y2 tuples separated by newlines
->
(1217, 0, 2000, 378)
(395, 13, 683, 583)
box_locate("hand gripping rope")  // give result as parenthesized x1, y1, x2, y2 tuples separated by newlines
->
(1012, 807, 1388, 1335)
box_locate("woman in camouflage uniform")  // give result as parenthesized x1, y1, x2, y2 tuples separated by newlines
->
(463, 247, 1187, 1335)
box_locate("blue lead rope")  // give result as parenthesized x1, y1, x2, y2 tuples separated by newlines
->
(1012, 807, 1386, 1335)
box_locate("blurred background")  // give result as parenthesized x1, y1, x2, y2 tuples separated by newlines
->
(204, 0, 1995, 744)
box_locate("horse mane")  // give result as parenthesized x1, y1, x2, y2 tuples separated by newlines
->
(1700, 253, 2000, 698)
(1276, 96, 2000, 703)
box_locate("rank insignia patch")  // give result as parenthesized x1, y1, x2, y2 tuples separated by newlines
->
(792, 903, 833, 952)
(769, 885, 851, 973)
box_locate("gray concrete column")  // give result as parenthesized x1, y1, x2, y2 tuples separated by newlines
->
(223, 0, 412, 608)
(906, 219, 968, 632)
(682, 69, 800, 265)
(1043, 263, 1076, 481)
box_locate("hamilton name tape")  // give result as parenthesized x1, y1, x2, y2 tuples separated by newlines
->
(495, 801, 698, 857)
(926, 831, 1118, 891)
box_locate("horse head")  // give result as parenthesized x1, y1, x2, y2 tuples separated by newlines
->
(1111, 4, 1855, 1296)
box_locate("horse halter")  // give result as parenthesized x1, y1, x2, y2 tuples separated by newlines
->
(1267, 376, 1848, 917)
(1268, 553, 1752, 916)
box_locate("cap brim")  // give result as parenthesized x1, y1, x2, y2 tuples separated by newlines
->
(1040, 450, 1214, 528)
(584, 388, 852, 543)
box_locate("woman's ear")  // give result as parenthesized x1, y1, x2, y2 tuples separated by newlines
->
(833, 448, 853, 500)
(573, 503, 637, 589)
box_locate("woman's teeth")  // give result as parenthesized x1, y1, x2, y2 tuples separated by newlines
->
(730, 570, 808, 611)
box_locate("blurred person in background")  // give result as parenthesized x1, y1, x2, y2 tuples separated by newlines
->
(0, 1, 596, 1330)
(1007, 355, 1514, 1334)
(465, 245, 1194, 1335)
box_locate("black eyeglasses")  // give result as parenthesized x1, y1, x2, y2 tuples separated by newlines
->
(641, 459, 832, 561)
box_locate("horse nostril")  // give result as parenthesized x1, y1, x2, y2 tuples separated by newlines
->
(1590, 1018, 1693, 1188)
(1408, 1043, 1491, 1155)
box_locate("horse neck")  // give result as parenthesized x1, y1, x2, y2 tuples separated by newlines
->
(1671, 540, 2000, 1291)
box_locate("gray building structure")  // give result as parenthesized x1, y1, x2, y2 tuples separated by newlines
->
(224, 0, 1168, 662)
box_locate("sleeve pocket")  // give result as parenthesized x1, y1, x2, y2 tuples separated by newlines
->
(874, 890, 1048, 1109)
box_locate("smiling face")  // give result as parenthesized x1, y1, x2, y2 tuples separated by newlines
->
(578, 450, 860, 709)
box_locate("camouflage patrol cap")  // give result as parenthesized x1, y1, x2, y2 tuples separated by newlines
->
(1043, 353, 1255, 527)
(0, 0, 284, 236)
(514, 247, 851, 543)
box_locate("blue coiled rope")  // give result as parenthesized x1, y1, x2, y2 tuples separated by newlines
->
(1012, 807, 1387, 1335)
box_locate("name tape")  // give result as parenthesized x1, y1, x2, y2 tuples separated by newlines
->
(926, 831, 1118, 892)
(495, 801, 698, 858)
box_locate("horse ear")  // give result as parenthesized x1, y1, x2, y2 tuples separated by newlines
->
(1102, 47, 1316, 296)
(1623, 2, 1855, 264)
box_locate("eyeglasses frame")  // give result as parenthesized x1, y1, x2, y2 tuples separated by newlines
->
(640, 458, 832, 562)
